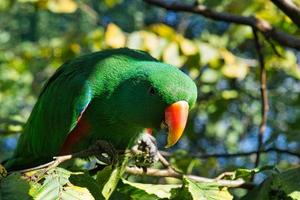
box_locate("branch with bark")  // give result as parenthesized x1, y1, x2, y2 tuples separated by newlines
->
(252, 29, 269, 168)
(144, 0, 300, 50)
(15, 147, 254, 189)
(160, 147, 300, 159)
(271, 0, 300, 28)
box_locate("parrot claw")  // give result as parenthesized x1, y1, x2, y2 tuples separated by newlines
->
(131, 133, 159, 168)
(90, 140, 118, 165)
(137, 134, 159, 161)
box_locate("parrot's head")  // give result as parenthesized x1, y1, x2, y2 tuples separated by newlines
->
(110, 51, 197, 148)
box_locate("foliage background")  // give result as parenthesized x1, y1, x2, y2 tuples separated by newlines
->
(0, 0, 300, 199)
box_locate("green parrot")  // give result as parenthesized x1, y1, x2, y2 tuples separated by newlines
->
(5, 48, 197, 170)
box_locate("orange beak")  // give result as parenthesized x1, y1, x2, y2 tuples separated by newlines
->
(164, 101, 189, 148)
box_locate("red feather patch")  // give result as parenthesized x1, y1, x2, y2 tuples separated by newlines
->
(59, 117, 91, 155)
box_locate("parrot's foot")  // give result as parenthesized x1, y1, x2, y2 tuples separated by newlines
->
(131, 133, 159, 168)
(90, 140, 118, 165)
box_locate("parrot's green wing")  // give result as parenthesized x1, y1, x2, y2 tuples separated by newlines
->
(6, 57, 94, 170)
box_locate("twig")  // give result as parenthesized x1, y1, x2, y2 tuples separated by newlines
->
(263, 35, 283, 57)
(0, 129, 21, 136)
(271, 0, 300, 28)
(144, 0, 300, 50)
(252, 28, 269, 168)
(160, 147, 300, 159)
(18, 148, 103, 174)
(0, 118, 24, 126)
(125, 166, 254, 189)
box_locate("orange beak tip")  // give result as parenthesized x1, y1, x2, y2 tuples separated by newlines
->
(164, 100, 189, 147)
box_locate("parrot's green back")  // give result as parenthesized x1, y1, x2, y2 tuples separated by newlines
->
(5, 48, 197, 170)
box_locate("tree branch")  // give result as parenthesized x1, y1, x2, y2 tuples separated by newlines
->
(252, 29, 269, 168)
(125, 166, 254, 189)
(144, 0, 300, 50)
(15, 146, 254, 189)
(160, 147, 300, 159)
(271, 0, 300, 28)
(0, 129, 21, 136)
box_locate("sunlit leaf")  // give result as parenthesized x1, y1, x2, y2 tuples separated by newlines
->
(127, 32, 143, 49)
(104, 0, 123, 8)
(0, 165, 7, 179)
(171, 176, 233, 200)
(221, 90, 238, 99)
(163, 42, 184, 66)
(149, 24, 177, 39)
(200, 68, 220, 83)
(222, 63, 248, 79)
(120, 179, 180, 199)
(179, 37, 198, 56)
(198, 42, 219, 65)
(105, 23, 126, 48)
(47, 0, 78, 13)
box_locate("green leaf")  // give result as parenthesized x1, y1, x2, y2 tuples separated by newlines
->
(0, 173, 32, 200)
(96, 165, 124, 200)
(29, 168, 94, 200)
(233, 166, 275, 181)
(69, 173, 102, 200)
(242, 167, 300, 200)
(171, 176, 233, 200)
(120, 179, 180, 199)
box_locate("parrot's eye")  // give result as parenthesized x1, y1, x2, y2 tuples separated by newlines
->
(148, 86, 156, 95)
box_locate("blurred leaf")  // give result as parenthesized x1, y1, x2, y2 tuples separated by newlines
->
(104, 0, 123, 8)
(149, 24, 177, 40)
(47, 0, 78, 13)
(200, 68, 220, 83)
(178, 37, 197, 56)
(221, 90, 238, 99)
(242, 167, 300, 200)
(0, 0, 14, 11)
(0, 165, 7, 179)
(127, 32, 143, 50)
(105, 23, 126, 48)
(198, 42, 219, 65)
(0, 173, 31, 200)
(222, 64, 248, 79)
(163, 42, 184, 66)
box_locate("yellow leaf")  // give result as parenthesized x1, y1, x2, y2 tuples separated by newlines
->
(149, 24, 177, 39)
(47, 0, 78, 13)
(69, 43, 81, 54)
(63, 186, 95, 200)
(105, 23, 126, 48)
(220, 50, 235, 65)
(142, 31, 159, 52)
(222, 90, 238, 99)
(104, 0, 122, 8)
(127, 31, 143, 49)
(0, 164, 7, 179)
(198, 42, 219, 65)
(222, 63, 248, 79)
(163, 42, 184, 67)
(179, 37, 197, 56)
